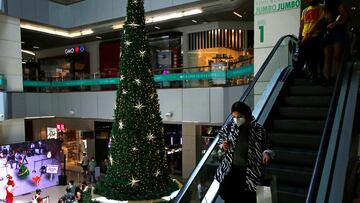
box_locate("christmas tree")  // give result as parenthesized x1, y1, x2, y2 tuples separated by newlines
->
(95, 0, 177, 200)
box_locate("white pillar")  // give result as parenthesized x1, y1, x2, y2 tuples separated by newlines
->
(253, 0, 301, 104)
(0, 14, 22, 91)
(182, 123, 201, 179)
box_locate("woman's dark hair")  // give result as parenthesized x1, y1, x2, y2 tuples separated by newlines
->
(231, 101, 252, 118)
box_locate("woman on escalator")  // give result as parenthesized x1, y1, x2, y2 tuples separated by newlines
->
(320, 0, 349, 85)
(216, 101, 275, 203)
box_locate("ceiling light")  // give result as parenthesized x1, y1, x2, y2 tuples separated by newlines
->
(192, 19, 198, 23)
(81, 29, 94, 35)
(21, 22, 95, 38)
(233, 11, 243, 18)
(154, 26, 161, 30)
(21, 49, 36, 56)
(33, 46, 39, 49)
(112, 23, 124, 30)
(96, 36, 102, 39)
(146, 8, 202, 23)
(69, 32, 81, 37)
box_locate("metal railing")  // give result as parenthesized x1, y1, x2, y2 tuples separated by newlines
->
(23, 62, 254, 92)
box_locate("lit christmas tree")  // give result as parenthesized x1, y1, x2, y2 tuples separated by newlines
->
(95, 0, 177, 200)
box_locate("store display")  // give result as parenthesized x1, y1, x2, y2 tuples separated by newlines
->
(0, 139, 61, 197)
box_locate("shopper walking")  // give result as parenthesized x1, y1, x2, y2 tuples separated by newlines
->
(88, 157, 96, 184)
(81, 153, 89, 176)
(216, 101, 275, 203)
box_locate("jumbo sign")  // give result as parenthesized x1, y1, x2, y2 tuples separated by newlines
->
(64, 45, 86, 55)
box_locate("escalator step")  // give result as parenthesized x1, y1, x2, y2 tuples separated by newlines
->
(277, 107, 328, 119)
(283, 96, 331, 107)
(265, 164, 313, 187)
(271, 147, 318, 166)
(292, 78, 313, 86)
(272, 119, 325, 133)
(270, 133, 322, 149)
(287, 86, 334, 96)
(277, 190, 306, 203)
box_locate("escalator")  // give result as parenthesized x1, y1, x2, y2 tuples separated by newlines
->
(171, 34, 360, 203)
(263, 73, 333, 203)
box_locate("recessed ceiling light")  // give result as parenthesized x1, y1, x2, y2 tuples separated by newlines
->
(33, 46, 39, 49)
(233, 11, 243, 18)
(154, 26, 161, 30)
(96, 36, 102, 39)
(192, 19, 198, 23)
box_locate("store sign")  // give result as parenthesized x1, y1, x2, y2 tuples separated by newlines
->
(56, 123, 65, 131)
(255, 0, 300, 15)
(46, 165, 59, 174)
(64, 46, 86, 55)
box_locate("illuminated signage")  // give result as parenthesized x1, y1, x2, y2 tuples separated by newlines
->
(56, 123, 65, 131)
(46, 165, 59, 174)
(64, 46, 86, 55)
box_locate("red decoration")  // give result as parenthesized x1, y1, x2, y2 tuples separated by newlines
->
(75, 47, 80, 53)
(32, 176, 41, 187)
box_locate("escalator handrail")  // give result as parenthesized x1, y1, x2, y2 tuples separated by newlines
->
(240, 35, 297, 101)
(328, 61, 359, 202)
(172, 35, 298, 203)
(306, 60, 351, 202)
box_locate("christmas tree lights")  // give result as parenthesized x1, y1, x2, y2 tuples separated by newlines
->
(95, 0, 178, 200)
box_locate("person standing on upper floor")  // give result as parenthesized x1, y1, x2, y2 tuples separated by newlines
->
(215, 101, 275, 203)
(320, 0, 349, 85)
(297, 0, 325, 83)
(88, 157, 96, 184)
(81, 153, 89, 176)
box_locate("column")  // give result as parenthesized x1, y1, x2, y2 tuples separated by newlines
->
(182, 123, 201, 179)
(0, 14, 22, 91)
(253, 0, 301, 104)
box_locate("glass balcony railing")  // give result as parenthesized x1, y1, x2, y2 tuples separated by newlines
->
(23, 61, 254, 92)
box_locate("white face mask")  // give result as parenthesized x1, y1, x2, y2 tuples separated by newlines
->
(233, 117, 246, 126)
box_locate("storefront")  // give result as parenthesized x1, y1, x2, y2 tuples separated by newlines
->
(37, 45, 90, 81)
(27, 118, 95, 168)
(186, 29, 254, 87)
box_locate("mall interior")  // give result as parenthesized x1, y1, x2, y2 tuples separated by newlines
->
(0, 0, 359, 202)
